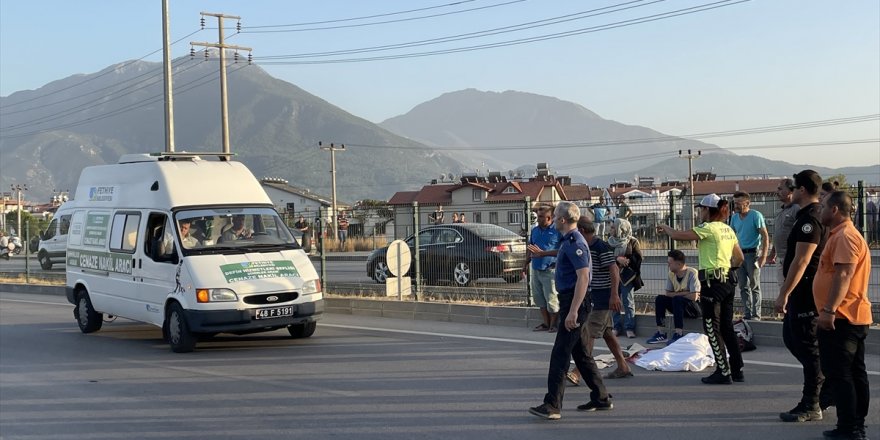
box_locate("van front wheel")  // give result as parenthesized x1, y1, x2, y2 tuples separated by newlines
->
(38, 251, 52, 270)
(287, 321, 316, 338)
(166, 303, 197, 353)
(75, 291, 102, 334)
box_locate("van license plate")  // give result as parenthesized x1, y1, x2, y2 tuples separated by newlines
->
(255, 306, 293, 320)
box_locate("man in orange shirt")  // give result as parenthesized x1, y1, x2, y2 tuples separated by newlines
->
(813, 191, 872, 440)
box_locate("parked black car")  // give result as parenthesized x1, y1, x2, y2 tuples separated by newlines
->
(366, 224, 527, 286)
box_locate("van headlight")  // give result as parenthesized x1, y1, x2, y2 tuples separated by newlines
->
(196, 288, 238, 303)
(301, 279, 321, 295)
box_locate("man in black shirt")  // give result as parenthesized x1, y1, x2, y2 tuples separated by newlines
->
(774, 169, 830, 423)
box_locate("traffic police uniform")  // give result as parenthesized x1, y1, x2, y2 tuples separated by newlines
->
(541, 229, 610, 412)
(693, 219, 744, 383)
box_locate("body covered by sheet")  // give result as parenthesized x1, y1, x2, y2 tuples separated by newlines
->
(634, 333, 715, 372)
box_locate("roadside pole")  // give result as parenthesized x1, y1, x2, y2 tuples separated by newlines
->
(412, 201, 420, 298)
(316, 211, 325, 290)
(24, 220, 29, 284)
(524, 196, 532, 306)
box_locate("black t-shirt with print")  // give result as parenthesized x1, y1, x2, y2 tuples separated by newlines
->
(782, 203, 826, 313)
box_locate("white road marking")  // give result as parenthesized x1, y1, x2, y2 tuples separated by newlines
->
(4, 297, 878, 375)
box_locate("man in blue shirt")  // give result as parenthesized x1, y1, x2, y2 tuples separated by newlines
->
(731, 191, 769, 320)
(525, 206, 562, 332)
(529, 202, 612, 420)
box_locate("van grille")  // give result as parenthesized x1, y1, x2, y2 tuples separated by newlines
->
(243, 292, 298, 305)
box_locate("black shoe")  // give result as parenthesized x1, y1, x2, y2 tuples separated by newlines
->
(528, 403, 560, 420)
(823, 427, 865, 440)
(731, 370, 745, 383)
(780, 402, 822, 422)
(701, 370, 732, 385)
(576, 398, 613, 412)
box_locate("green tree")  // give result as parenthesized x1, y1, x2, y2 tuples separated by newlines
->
(4, 211, 49, 239)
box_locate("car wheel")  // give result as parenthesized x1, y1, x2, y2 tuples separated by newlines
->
(13, 247, 21, 255)
(166, 302, 197, 353)
(38, 251, 52, 270)
(288, 321, 317, 338)
(452, 261, 472, 287)
(373, 261, 390, 284)
(75, 291, 103, 334)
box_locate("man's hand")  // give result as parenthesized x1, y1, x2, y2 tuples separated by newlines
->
(768, 248, 777, 265)
(656, 225, 671, 235)
(526, 244, 543, 255)
(565, 310, 579, 331)
(817, 312, 835, 331)
(758, 255, 768, 268)
(774, 295, 787, 314)
(610, 294, 622, 313)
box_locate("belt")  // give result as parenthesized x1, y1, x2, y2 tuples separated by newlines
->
(742, 248, 757, 254)
(698, 268, 730, 280)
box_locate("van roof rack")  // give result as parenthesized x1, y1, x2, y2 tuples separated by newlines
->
(149, 152, 237, 161)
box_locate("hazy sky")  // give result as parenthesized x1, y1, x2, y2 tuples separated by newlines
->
(1, 0, 878, 171)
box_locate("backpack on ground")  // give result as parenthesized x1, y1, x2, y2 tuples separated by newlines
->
(732, 318, 756, 352)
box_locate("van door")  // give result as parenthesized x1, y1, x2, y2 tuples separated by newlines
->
(104, 211, 141, 320)
(138, 212, 179, 326)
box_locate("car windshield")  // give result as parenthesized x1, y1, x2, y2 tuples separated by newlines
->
(174, 207, 299, 255)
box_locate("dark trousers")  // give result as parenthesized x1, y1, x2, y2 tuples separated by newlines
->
(782, 311, 828, 408)
(543, 293, 608, 410)
(818, 320, 870, 431)
(655, 295, 701, 329)
(699, 278, 743, 376)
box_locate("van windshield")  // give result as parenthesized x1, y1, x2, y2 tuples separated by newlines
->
(174, 207, 300, 255)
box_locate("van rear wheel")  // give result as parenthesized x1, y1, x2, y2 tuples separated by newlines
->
(166, 303, 197, 353)
(287, 321, 316, 338)
(75, 291, 102, 334)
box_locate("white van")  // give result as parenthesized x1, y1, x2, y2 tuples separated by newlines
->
(38, 203, 74, 270)
(65, 153, 323, 352)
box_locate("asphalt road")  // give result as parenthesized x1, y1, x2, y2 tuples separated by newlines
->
(2, 290, 879, 440)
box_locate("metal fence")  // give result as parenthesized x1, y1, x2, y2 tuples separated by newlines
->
(2, 185, 879, 320)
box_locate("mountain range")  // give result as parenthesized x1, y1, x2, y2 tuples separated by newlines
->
(1, 60, 876, 206)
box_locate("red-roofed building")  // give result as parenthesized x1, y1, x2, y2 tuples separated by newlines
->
(387, 167, 576, 238)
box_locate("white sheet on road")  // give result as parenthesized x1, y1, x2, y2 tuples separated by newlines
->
(634, 333, 715, 372)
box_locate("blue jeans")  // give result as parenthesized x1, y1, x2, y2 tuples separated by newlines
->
(737, 252, 762, 319)
(655, 295, 701, 329)
(613, 282, 636, 332)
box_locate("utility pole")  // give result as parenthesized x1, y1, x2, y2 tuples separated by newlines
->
(161, 0, 176, 152)
(319, 142, 345, 242)
(10, 184, 27, 237)
(191, 12, 252, 156)
(679, 149, 701, 228)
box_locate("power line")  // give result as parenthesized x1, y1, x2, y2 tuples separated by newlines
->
(256, 0, 657, 60)
(243, 0, 526, 33)
(0, 29, 203, 110)
(0, 59, 201, 132)
(256, 0, 748, 65)
(0, 63, 250, 140)
(554, 139, 880, 171)
(344, 114, 880, 151)
(246, 0, 481, 28)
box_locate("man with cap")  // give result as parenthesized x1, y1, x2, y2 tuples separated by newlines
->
(774, 169, 832, 423)
(658, 194, 745, 384)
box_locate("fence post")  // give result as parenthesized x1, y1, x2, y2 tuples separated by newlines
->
(412, 201, 420, 299)
(25, 220, 30, 284)
(668, 192, 676, 251)
(316, 209, 325, 291)
(857, 181, 867, 240)
(524, 196, 532, 307)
